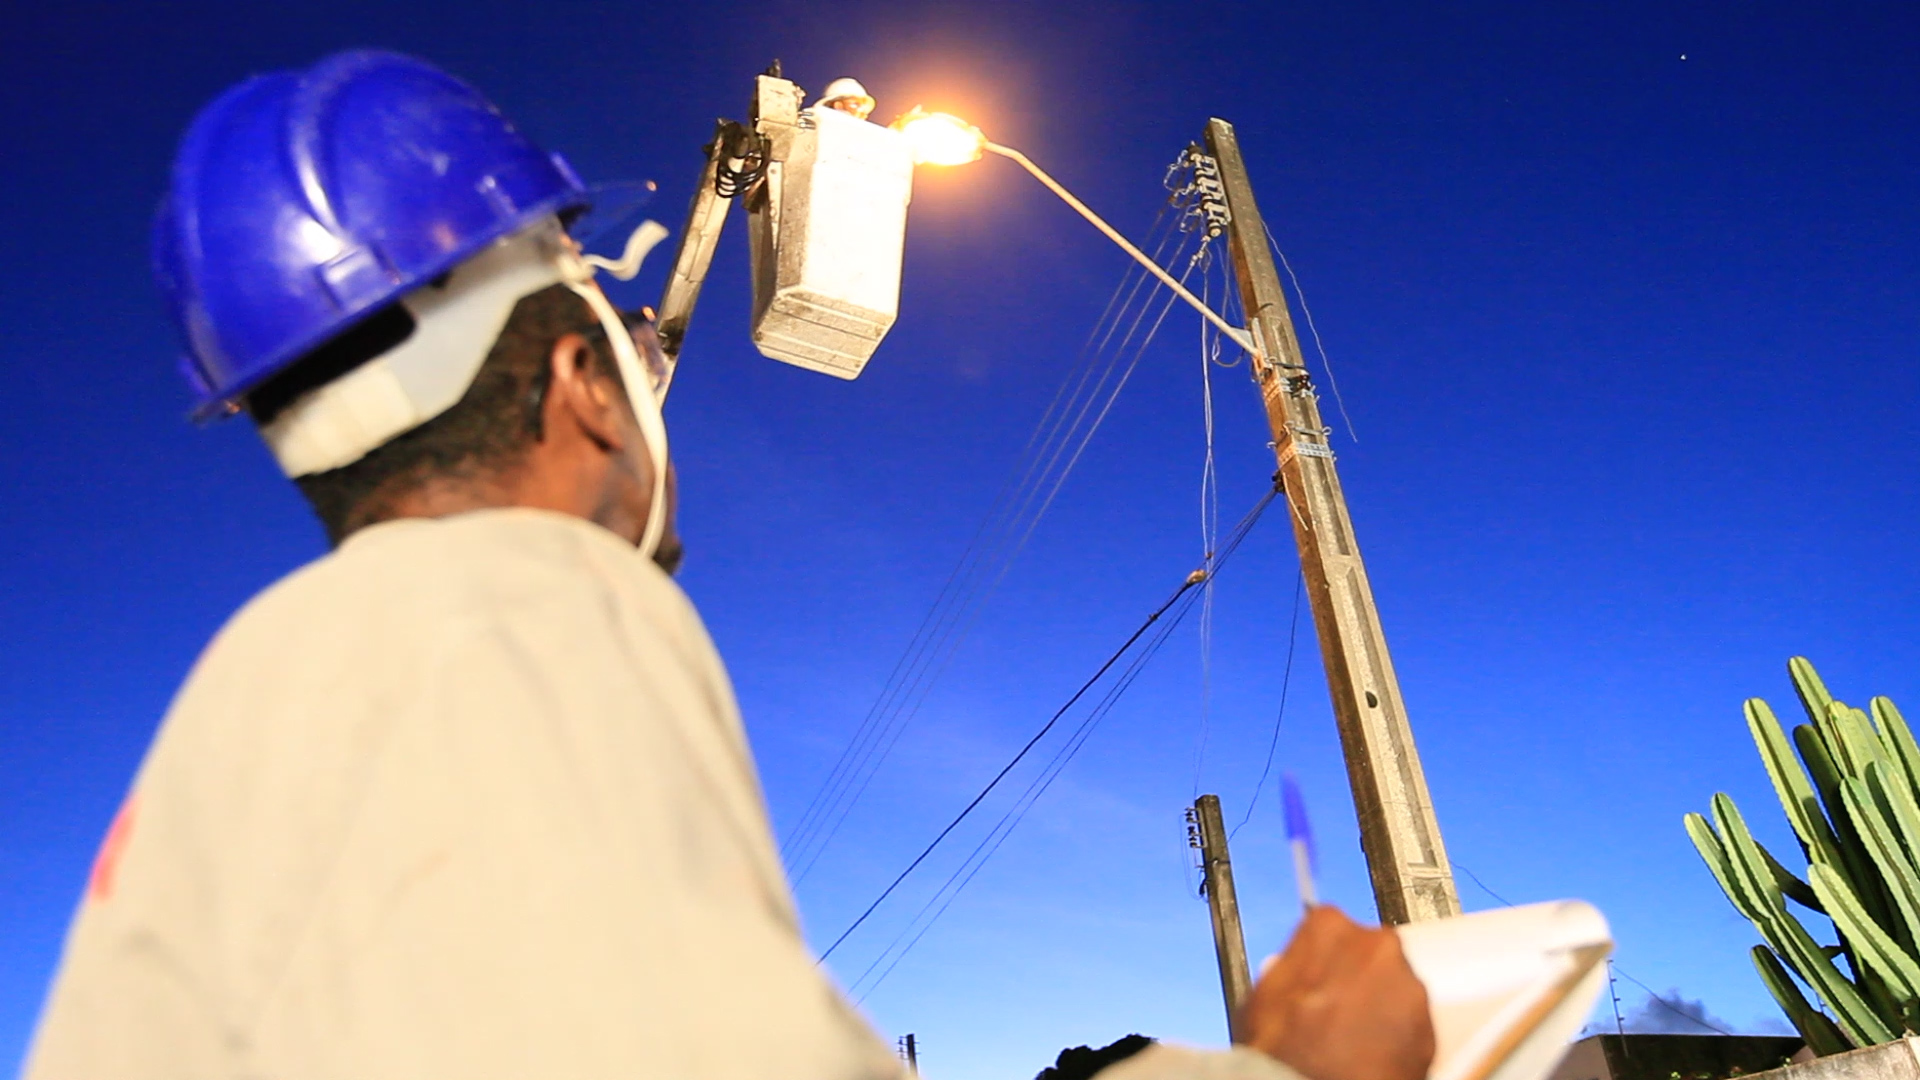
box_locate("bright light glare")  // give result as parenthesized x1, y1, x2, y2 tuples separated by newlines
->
(891, 106, 987, 166)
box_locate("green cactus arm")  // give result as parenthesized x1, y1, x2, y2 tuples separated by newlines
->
(1830, 702, 1897, 786)
(1775, 904, 1897, 1045)
(1798, 724, 1902, 932)
(1711, 809, 1824, 914)
(1861, 967, 1910, 1031)
(1816, 698, 1859, 778)
(1797, 722, 1849, 840)
(1840, 775, 1920, 953)
(1874, 697, 1920, 806)
(1711, 796, 1896, 1042)
(1770, 887, 1898, 1044)
(1759, 841, 1826, 913)
(1717, 794, 1789, 911)
(1809, 861, 1920, 1002)
(1748, 698, 1843, 861)
(1688, 811, 1767, 920)
(1689, 805, 1823, 922)
(1866, 760, 1920, 895)
(1752, 944, 1855, 1055)
(1793, 657, 1838, 725)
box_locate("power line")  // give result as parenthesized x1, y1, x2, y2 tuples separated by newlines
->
(787, 209, 1193, 866)
(835, 481, 1283, 993)
(1232, 567, 1304, 839)
(802, 231, 1213, 883)
(1451, 860, 1516, 907)
(1451, 860, 1736, 1038)
(818, 558, 1207, 962)
(791, 150, 1242, 877)
(854, 621, 1192, 1001)
(1193, 244, 1222, 799)
(1610, 966, 1737, 1038)
(783, 206, 1211, 882)
(788, 216, 1186, 869)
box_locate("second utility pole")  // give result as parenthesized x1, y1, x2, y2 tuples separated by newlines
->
(1190, 794, 1252, 1038)
(1202, 118, 1461, 925)
(898, 1034, 919, 1075)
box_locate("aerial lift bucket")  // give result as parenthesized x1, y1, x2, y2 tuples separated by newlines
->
(746, 74, 915, 380)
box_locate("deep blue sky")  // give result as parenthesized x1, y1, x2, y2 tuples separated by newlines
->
(3, 1, 1917, 1076)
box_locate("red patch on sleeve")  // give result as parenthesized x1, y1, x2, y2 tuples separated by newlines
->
(88, 797, 137, 903)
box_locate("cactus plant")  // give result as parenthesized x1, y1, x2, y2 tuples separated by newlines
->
(1687, 657, 1920, 1055)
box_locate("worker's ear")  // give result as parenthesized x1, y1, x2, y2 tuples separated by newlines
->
(544, 332, 628, 452)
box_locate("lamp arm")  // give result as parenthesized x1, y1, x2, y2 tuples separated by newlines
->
(984, 142, 1256, 355)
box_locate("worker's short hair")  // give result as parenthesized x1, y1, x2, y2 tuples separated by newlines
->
(248, 283, 625, 545)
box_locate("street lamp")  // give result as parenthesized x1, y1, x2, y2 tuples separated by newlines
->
(892, 107, 1256, 355)
(651, 72, 1257, 388)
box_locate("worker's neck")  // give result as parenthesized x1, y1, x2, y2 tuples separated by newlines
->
(368, 461, 634, 544)
(379, 476, 540, 523)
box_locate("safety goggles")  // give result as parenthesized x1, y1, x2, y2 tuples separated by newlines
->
(580, 306, 671, 405)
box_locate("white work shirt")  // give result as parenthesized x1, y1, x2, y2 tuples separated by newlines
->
(27, 508, 1295, 1080)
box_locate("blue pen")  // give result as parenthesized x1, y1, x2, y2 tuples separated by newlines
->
(1282, 774, 1318, 911)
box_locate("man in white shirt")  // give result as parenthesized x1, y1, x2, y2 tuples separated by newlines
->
(26, 49, 1433, 1080)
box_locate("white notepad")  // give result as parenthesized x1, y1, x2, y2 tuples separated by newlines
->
(1394, 900, 1613, 1080)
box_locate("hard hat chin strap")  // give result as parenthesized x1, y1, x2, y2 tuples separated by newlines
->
(558, 253, 672, 561)
(257, 216, 673, 560)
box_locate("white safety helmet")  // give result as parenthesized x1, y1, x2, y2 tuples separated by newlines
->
(816, 77, 876, 120)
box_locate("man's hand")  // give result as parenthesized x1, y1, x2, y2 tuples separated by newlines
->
(1234, 905, 1435, 1080)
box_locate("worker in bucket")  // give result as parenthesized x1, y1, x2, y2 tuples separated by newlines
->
(25, 50, 1433, 1080)
(817, 75, 877, 120)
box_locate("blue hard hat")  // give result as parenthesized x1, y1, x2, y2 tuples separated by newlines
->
(153, 50, 591, 417)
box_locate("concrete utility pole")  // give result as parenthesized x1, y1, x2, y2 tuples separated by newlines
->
(898, 1033, 919, 1074)
(1202, 118, 1461, 925)
(1189, 795, 1253, 1037)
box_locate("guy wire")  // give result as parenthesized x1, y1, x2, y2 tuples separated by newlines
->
(1264, 223, 1357, 443)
